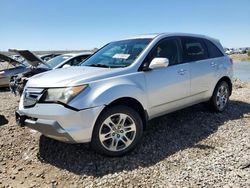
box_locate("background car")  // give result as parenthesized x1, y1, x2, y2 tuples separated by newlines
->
(0, 54, 30, 88)
(224, 48, 233, 55)
(9, 50, 93, 95)
(39, 53, 62, 61)
(239, 48, 248, 54)
(10, 55, 25, 62)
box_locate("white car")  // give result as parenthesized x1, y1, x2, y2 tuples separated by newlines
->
(16, 33, 233, 156)
(9, 50, 93, 95)
(225, 48, 233, 55)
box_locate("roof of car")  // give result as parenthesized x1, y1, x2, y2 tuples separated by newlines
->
(63, 52, 93, 57)
(125, 33, 219, 41)
(125, 33, 160, 39)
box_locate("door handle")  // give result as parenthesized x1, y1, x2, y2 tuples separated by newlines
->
(178, 69, 187, 75)
(211, 62, 217, 67)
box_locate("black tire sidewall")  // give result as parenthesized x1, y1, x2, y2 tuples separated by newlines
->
(211, 81, 230, 112)
(91, 105, 143, 157)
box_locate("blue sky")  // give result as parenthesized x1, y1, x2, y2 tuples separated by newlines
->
(0, 0, 249, 51)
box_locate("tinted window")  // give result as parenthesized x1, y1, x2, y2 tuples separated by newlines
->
(204, 39, 224, 58)
(181, 37, 208, 62)
(145, 38, 180, 66)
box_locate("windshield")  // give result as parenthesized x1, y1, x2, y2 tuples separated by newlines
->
(82, 39, 151, 68)
(38, 55, 72, 69)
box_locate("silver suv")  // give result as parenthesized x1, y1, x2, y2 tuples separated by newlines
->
(16, 33, 233, 156)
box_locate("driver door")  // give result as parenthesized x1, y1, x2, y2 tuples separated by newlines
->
(143, 37, 190, 118)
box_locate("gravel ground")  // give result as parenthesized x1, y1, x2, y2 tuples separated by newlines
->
(230, 54, 250, 62)
(0, 80, 249, 188)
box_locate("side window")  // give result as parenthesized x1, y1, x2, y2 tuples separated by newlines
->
(63, 58, 74, 66)
(78, 55, 89, 63)
(181, 37, 208, 62)
(146, 38, 180, 66)
(204, 39, 224, 58)
(66, 56, 89, 66)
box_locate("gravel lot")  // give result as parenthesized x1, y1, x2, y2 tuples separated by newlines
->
(0, 80, 249, 188)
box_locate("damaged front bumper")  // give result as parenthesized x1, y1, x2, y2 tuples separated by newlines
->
(15, 110, 75, 142)
(9, 76, 27, 96)
(16, 103, 105, 143)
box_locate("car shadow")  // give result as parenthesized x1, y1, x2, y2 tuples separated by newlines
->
(37, 100, 250, 177)
(0, 115, 8, 126)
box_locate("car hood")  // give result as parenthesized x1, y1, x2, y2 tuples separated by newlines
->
(0, 54, 24, 67)
(8, 49, 48, 68)
(27, 66, 125, 87)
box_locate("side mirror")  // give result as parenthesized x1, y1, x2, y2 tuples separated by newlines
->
(62, 64, 71, 68)
(149, 57, 169, 69)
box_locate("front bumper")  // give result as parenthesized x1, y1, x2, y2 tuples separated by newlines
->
(16, 103, 104, 143)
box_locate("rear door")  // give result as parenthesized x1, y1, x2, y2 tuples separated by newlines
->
(181, 37, 215, 98)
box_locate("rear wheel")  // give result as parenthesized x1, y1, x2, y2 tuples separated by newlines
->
(209, 81, 230, 112)
(91, 105, 143, 157)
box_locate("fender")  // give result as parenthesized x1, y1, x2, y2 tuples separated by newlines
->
(69, 73, 148, 110)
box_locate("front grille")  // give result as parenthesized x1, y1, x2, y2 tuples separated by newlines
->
(23, 88, 44, 108)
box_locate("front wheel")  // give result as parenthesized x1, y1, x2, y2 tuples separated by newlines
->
(91, 105, 143, 157)
(209, 81, 230, 112)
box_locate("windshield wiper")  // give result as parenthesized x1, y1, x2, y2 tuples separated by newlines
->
(88, 63, 110, 68)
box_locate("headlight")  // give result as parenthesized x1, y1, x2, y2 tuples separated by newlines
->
(43, 85, 88, 104)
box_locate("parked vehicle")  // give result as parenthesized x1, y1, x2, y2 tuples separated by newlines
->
(224, 48, 233, 55)
(233, 48, 242, 54)
(0, 54, 30, 87)
(39, 53, 62, 61)
(16, 33, 233, 156)
(239, 48, 248, 54)
(9, 50, 92, 95)
(11, 55, 25, 62)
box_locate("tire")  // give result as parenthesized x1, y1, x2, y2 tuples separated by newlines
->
(91, 105, 143, 157)
(209, 81, 230, 112)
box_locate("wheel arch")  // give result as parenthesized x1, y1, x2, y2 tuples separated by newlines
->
(100, 97, 148, 130)
(215, 76, 233, 96)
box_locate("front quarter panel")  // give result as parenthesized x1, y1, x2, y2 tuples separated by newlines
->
(69, 72, 148, 111)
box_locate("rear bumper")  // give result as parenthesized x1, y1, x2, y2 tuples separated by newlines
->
(16, 103, 105, 143)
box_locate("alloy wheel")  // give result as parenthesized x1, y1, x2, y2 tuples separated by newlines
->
(99, 113, 136, 152)
(216, 84, 228, 110)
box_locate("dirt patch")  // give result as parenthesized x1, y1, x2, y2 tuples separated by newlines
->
(230, 54, 250, 62)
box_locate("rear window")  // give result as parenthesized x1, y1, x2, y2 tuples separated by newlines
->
(181, 37, 208, 62)
(204, 39, 224, 58)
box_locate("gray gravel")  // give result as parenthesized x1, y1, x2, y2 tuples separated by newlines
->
(0, 80, 249, 188)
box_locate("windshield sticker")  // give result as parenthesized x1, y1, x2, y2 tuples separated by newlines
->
(113, 54, 130, 59)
